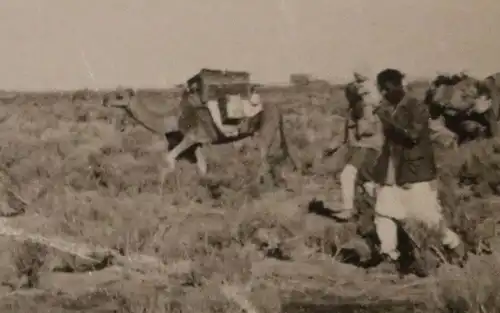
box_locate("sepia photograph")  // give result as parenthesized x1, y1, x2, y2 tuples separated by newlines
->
(0, 0, 498, 312)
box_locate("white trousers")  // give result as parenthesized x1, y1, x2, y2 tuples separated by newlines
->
(339, 164, 376, 214)
(374, 182, 461, 260)
(340, 164, 358, 212)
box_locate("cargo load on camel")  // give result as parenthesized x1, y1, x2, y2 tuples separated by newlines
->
(185, 68, 263, 138)
(425, 73, 498, 144)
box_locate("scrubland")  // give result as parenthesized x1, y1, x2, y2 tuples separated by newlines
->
(0, 82, 498, 312)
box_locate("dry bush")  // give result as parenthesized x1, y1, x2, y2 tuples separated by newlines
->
(435, 139, 500, 252)
(423, 255, 500, 313)
(12, 241, 48, 289)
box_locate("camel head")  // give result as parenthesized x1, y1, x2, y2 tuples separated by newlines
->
(102, 87, 136, 109)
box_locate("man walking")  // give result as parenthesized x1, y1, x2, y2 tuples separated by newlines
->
(371, 68, 465, 275)
(331, 68, 384, 221)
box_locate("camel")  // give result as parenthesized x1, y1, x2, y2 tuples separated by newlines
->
(424, 73, 497, 145)
(481, 72, 500, 123)
(101, 86, 302, 188)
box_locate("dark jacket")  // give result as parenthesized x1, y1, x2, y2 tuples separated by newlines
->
(372, 93, 437, 186)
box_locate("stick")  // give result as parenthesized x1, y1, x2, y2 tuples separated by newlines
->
(0, 217, 169, 274)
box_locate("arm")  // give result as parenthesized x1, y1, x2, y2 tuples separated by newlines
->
(357, 104, 378, 137)
(373, 105, 408, 139)
(342, 111, 350, 143)
(357, 81, 382, 135)
(373, 99, 426, 145)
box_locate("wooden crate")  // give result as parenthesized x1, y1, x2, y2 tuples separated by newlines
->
(187, 68, 250, 102)
(186, 69, 252, 123)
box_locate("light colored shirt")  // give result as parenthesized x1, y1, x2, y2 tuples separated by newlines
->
(357, 80, 382, 107)
(385, 147, 396, 185)
(347, 80, 384, 150)
(347, 103, 384, 150)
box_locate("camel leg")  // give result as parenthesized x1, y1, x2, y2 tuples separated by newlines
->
(159, 135, 196, 193)
(194, 146, 208, 177)
(256, 145, 272, 185)
(259, 116, 302, 185)
(255, 129, 277, 186)
(195, 145, 218, 191)
(165, 135, 197, 169)
(278, 117, 302, 172)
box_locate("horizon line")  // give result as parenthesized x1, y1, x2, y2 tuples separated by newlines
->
(0, 75, 435, 94)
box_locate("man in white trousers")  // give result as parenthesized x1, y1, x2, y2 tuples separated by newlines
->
(331, 68, 384, 221)
(371, 68, 466, 276)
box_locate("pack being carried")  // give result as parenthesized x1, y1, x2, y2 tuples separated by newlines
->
(186, 68, 254, 125)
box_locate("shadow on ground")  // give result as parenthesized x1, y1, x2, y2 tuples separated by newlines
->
(283, 299, 422, 313)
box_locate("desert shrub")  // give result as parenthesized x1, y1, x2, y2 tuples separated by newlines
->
(425, 256, 500, 313)
(435, 138, 500, 253)
(13, 241, 48, 288)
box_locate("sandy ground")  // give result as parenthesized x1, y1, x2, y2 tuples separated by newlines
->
(0, 83, 499, 312)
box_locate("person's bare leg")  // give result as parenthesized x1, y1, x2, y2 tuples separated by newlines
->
(254, 130, 275, 186)
(194, 146, 208, 177)
(333, 164, 358, 220)
(256, 152, 271, 186)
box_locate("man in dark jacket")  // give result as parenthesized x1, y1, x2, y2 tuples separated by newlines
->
(371, 68, 465, 273)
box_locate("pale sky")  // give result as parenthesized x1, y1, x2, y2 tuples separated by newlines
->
(1, 0, 499, 90)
